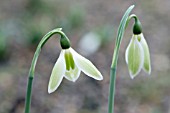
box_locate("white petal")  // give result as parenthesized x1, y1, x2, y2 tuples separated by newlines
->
(139, 34, 151, 74)
(64, 66, 81, 82)
(70, 48, 103, 80)
(125, 35, 144, 79)
(125, 40, 130, 64)
(48, 51, 65, 93)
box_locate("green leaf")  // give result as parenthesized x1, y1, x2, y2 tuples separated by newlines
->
(111, 5, 135, 68)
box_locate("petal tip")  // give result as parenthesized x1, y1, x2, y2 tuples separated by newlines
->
(94, 74, 103, 81)
(48, 88, 54, 94)
(129, 71, 139, 79)
(98, 75, 103, 80)
(87, 73, 103, 81)
(92, 72, 103, 80)
(130, 75, 135, 79)
(143, 67, 151, 75)
(147, 70, 151, 75)
(72, 79, 77, 82)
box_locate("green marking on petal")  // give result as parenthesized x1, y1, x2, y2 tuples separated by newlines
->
(137, 36, 141, 41)
(65, 50, 70, 70)
(125, 35, 144, 78)
(69, 52, 75, 70)
(64, 49, 75, 71)
(64, 66, 81, 82)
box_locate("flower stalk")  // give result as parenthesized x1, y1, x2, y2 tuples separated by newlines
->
(25, 28, 103, 113)
(108, 4, 151, 113)
(24, 28, 70, 113)
(108, 5, 135, 113)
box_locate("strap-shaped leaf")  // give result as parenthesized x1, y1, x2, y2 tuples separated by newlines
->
(111, 5, 135, 68)
(109, 5, 135, 113)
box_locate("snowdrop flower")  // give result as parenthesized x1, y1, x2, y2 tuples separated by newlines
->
(125, 17, 151, 79)
(48, 45, 103, 93)
(125, 33, 151, 79)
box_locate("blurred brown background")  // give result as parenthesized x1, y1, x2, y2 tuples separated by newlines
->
(0, 0, 170, 113)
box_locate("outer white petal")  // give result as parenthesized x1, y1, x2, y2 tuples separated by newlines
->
(125, 39, 131, 64)
(125, 35, 144, 79)
(70, 48, 103, 80)
(139, 34, 151, 74)
(48, 51, 65, 93)
(64, 66, 81, 82)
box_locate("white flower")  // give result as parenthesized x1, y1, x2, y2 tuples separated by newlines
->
(125, 33, 151, 79)
(48, 47, 103, 93)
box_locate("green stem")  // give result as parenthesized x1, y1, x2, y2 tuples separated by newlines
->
(108, 5, 135, 113)
(125, 14, 138, 29)
(24, 28, 70, 113)
(108, 67, 116, 113)
(24, 77, 33, 113)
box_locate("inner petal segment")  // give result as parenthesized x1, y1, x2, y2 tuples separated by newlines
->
(64, 50, 75, 71)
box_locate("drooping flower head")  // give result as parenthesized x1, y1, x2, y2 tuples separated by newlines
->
(125, 17, 151, 79)
(48, 30, 103, 93)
